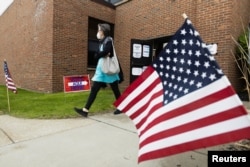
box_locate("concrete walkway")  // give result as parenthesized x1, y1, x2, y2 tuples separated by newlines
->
(0, 112, 240, 167)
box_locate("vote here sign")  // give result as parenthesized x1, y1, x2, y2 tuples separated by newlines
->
(64, 75, 90, 93)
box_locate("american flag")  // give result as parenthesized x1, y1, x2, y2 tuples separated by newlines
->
(114, 19, 250, 163)
(4, 60, 17, 93)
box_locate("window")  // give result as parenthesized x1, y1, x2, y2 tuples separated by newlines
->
(104, 0, 124, 5)
(88, 17, 114, 68)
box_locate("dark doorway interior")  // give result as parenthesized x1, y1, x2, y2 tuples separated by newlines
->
(88, 17, 114, 68)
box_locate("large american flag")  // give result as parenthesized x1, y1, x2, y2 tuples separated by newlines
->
(114, 19, 250, 163)
(4, 60, 17, 93)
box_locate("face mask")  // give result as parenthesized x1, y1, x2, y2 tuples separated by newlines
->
(96, 32, 103, 40)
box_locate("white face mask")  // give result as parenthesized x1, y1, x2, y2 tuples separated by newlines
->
(96, 32, 103, 40)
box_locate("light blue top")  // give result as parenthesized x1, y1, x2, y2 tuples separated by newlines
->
(92, 43, 120, 83)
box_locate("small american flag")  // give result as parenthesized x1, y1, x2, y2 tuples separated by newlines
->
(114, 18, 250, 163)
(4, 60, 17, 93)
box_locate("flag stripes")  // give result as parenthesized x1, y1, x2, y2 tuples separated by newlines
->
(139, 116, 250, 157)
(139, 87, 240, 139)
(139, 127, 250, 162)
(139, 106, 247, 148)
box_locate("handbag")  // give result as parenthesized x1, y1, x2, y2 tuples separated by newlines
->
(101, 38, 120, 75)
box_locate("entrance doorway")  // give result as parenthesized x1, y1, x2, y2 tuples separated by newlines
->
(130, 35, 172, 83)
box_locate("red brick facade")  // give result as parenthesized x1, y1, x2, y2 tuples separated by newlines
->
(0, 0, 249, 92)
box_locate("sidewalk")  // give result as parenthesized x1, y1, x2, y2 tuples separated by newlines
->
(0, 112, 243, 167)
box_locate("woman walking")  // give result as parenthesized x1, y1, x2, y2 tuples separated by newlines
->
(74, 23, 122, 117)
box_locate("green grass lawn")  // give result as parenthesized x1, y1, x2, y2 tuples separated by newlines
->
(0, 85, 117, 119)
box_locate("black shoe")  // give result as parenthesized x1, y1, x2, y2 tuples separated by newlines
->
(74, 107, 88, 117)
(114, 109, 122, 115)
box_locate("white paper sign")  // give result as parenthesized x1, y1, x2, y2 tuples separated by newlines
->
(143, 45, 150, 57)
(133, 44, 142, 58)
(132, 67, 143, 76)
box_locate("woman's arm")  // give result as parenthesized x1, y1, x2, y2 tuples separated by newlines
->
(95, 41, 113, 59)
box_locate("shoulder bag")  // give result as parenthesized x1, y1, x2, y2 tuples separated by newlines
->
(101, 38, 120, 75)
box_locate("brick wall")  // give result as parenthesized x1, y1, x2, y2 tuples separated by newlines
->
(195, 0, 250, 91)
(230, 0, 250, 91)
(0, 0, 53, 92)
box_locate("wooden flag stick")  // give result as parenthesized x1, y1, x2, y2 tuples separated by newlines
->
(6, 86, 11, 112)
(182, 13, 188, 19)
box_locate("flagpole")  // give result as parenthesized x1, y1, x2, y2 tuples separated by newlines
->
(6, 85, 11, 112)
(182, 13, 188, 19)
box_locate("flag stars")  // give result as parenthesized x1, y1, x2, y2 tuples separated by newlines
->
(166, 57, 171, 62)
(194, 30, 199, 36)
(189, 29, 193, 35)
(151, 19, 225, 106)
(182, 39, 187, 45)
(174, 49, 179, 54)
(183, 78, 188, 83)
(184, 89, 189, 94)
(217, 69, 223, 74)
(181, 29, 187, 35)
(209, 56, 215, 61)
(187, 19, 192, 25)
(181, 49, 186, 55)
(189, 39, 193, 45)
(195, 61, 201, 67)
(196, 40, 201, 46)
(195, 50, 201, 57)
(189, 80, 194, 85)
(201, 72, 207, 78)
(173, 40, 178, 45)
(204, 62, 210, 68)
(196, 82, 202, 88)
(188, 50, 193, 56)
(209, 74, 216, 81)
(166, 49, 171, 54)
(180, 59, 185, 64)
(172, 66, 177, 71)
(194, 70, 199, 76)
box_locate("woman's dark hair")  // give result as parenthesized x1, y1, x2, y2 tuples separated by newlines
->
(98, 23, 110, 36)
